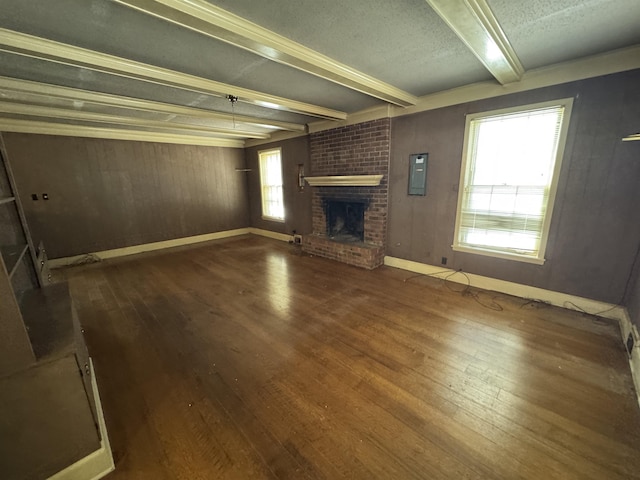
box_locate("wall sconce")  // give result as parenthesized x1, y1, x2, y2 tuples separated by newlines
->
(297, 164, 305, 192)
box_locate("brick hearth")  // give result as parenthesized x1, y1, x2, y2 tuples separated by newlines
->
(303, 118, 390, 269)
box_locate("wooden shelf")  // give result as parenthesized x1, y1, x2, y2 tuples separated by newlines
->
(304, 174, 383, 186)
(1, 243, 29, 279)
(0, 196, 15, 205)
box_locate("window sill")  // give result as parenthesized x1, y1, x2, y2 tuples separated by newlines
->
(452, 245, 546, 265)
(261, 216, 285, 223)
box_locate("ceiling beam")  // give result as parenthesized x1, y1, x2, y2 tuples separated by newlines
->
(396, 44, 640, 117)
(425, 0, 524, 84)
(246, 44, 640, 145)
(0, 101, 271, 139)
(0, 118, 245, 148)
(0, 28, 347, 120)
(114, 0, 418, 107)
(0, 76, 305, 132)
(622, 133, 640, 142)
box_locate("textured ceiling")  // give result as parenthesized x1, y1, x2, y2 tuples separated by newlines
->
(488, 0, 640, 69)
(0, 0, 639, 146)
(206, 0, 493, 95)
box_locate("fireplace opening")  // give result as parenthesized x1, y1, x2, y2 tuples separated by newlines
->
(324, 199, 367, 243)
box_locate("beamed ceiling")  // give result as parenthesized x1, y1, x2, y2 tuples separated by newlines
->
(0, 0, 639, 148)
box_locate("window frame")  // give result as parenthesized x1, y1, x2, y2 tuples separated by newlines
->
(258, 147, 285, 222)
(452, 98, 573, 265)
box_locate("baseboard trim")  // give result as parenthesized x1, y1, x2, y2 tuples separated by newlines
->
(49, 227, 294, 268)
(247, 227, 291, 242)
(49, 228, 252, 267)
(384, 255, 640, 408)
(383, 256, 626, 322)
(48, 358, 114, 480)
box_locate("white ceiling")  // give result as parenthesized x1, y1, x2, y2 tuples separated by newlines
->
(0, 0, 639, 147)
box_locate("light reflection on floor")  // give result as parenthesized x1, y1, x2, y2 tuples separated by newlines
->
(266, 252, 290, 315)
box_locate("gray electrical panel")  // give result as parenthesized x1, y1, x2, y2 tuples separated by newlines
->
(408, 153, 428, 195)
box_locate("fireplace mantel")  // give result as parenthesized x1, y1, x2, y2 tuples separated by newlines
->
(304, 174, 383, 187)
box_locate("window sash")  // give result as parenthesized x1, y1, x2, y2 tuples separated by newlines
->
(259, 149, 284, 221)
(454, 102, 569, 262)
(458, 185, 548, 255)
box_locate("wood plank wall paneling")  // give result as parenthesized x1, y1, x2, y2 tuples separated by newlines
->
(245, 135, 312, 236)
(388, 69, 640, 306)
(2, 134, 250, 259)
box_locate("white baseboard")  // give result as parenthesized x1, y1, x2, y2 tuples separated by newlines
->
(49, 228, 252, 267)
(384, 255, 640, 409)
(48, 358, 114, 480)
(247, 227, 292, 242)
(49, 227, 294, 268)
(384, 256, 627, 322)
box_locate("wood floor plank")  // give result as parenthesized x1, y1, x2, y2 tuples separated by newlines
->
(62, 236, 640, 479)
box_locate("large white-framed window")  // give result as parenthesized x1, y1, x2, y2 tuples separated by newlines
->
(453, 98, 573, 264)
(259, 148, 285, 222)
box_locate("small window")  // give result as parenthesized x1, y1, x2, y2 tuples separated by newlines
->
(259, 148, 284, 221)
(453, 99, 573, 264)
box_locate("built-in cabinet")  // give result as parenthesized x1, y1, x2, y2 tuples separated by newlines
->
(0, 137, 113, 479)
(0, 152, 37, 376)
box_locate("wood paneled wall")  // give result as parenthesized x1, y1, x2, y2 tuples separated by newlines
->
(3, 70, 639, 313)
(3, 134, 249, 258)
(245, 135, 312, 236)
(388, 69, 640, 305)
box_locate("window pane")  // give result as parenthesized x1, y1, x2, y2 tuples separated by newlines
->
(455, 102, 569, 261)
(259, 149, 284, 221)
(471, 108, 562, 187)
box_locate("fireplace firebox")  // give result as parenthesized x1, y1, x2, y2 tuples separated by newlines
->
(324, 199, 368, 243)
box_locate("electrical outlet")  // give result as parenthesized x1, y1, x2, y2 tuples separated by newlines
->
(441, 257, 447, 265)
(293, 234, 302, 245)
(627, 332, 635, 356)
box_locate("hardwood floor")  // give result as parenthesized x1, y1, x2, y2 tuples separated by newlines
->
(64, 235, 640, 479)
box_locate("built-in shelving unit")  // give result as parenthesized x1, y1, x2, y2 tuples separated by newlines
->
(1, 243, 29, 278)
(0, 135, 113, 479)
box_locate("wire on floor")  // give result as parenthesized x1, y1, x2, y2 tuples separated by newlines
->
(565, 240, 639, 317)
(404, 268, 503, 311)
(562, 300, 620, 317)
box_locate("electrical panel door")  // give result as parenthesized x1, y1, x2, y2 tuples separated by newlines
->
(408, 153, 428, 195)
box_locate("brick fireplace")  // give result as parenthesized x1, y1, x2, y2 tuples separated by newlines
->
(302, 118, 390, 269)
